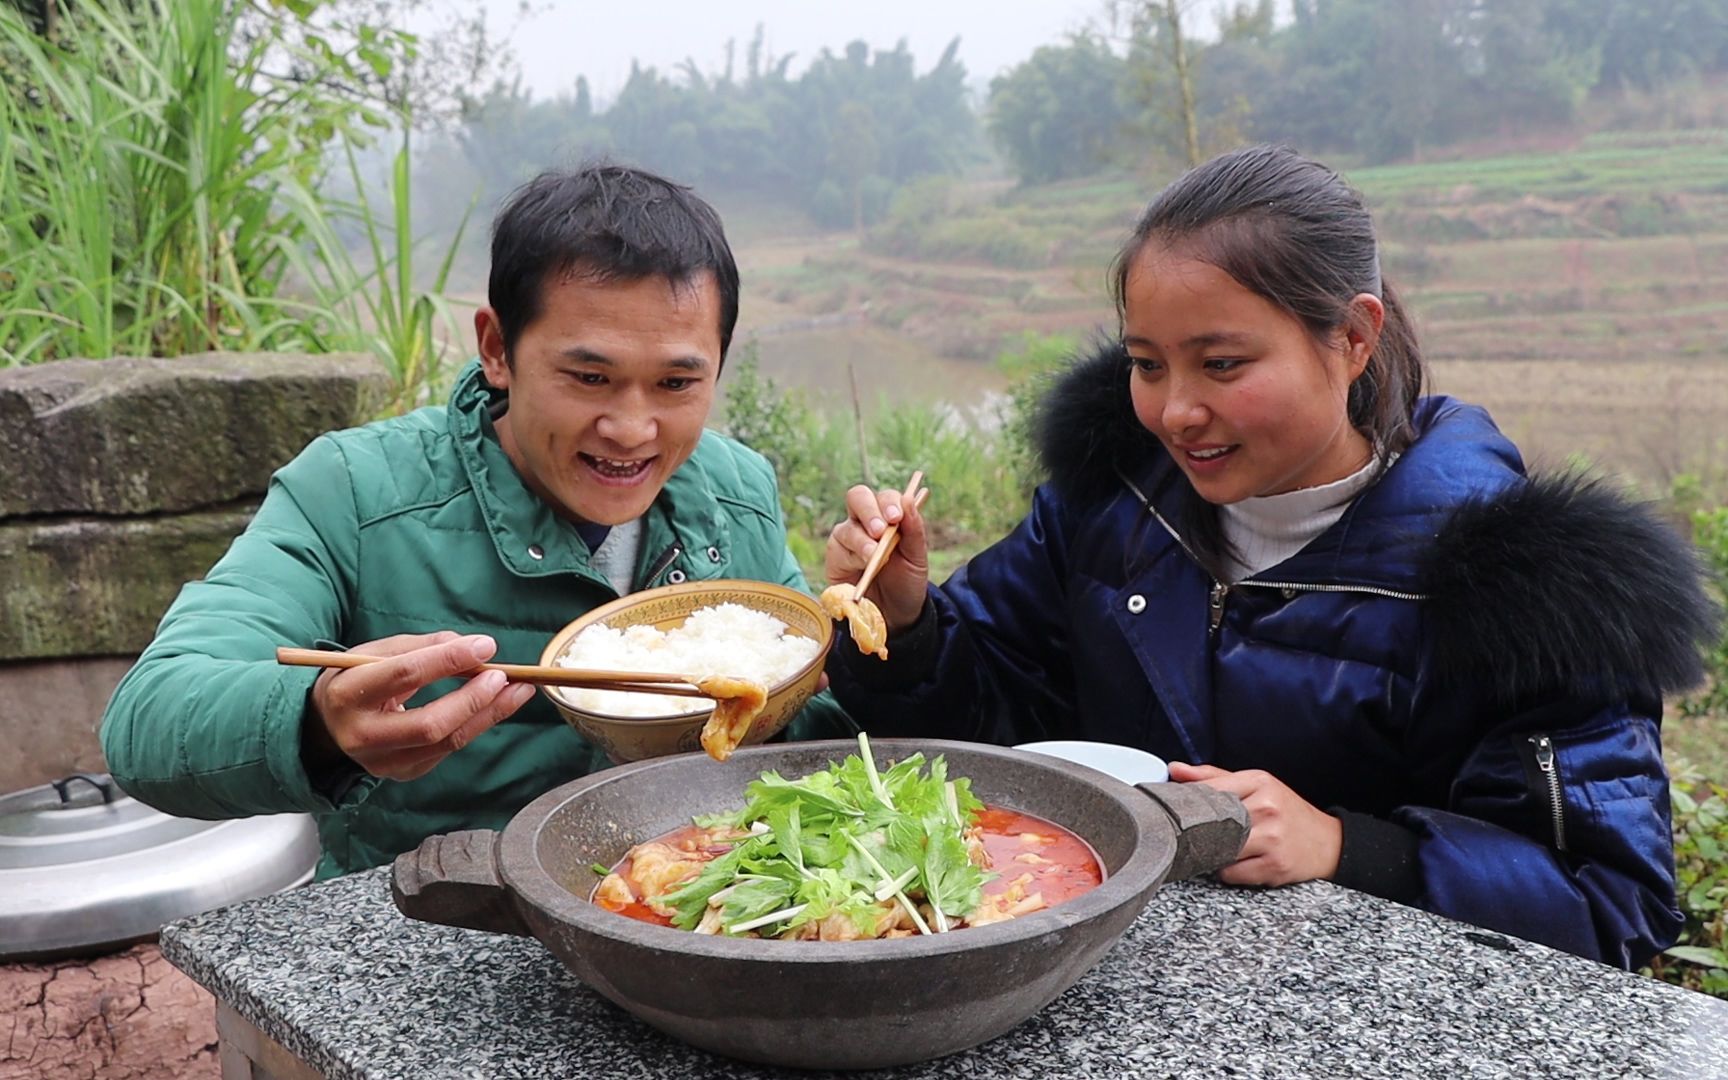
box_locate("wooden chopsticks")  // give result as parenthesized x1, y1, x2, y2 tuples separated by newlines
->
(274, 647, 712, 698)
(853, 470, 929, 599)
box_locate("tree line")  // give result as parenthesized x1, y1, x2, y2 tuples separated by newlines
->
(990, 0, 1728, 183)
(431, 26, 979, 230)
(423, 0, 1728, 222)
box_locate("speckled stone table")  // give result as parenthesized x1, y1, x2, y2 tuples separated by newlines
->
(161, 866, 1728, 1079)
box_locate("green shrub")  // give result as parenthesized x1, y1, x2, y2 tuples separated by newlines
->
(1649, 769, 1728, 998)
(1601, 193, 1694, 237)
(997, 331, 1081, 498)
(718, 347, 852, 575)
(722, 341, 1061, 582)
(859, 174, 897, 227)
(1681, 506, 1728, 719)
(1381, 244, 1451, 287)
(1649, 495, 1728, 1000)
(1375, 210, 1490, 244)
(866, 398, 1025, 553)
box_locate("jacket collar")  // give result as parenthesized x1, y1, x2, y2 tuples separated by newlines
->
(1264, 397, 1524, 590)
(447, 359, 731, 584)
(1038, 339, 1527, 591)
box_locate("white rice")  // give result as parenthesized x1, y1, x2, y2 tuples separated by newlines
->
(554, 602, 820, 717)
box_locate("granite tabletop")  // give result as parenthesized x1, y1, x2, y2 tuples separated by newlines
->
(160, 865, 1728, 1079)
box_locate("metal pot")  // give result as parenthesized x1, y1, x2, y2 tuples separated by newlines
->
(392, 739, 1247, 1071)
(0, 773, 320, 961)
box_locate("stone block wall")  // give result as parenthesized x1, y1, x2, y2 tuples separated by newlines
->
(0, 353, 388, 794)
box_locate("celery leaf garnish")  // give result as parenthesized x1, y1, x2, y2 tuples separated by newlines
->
(647, 733, 990, 939)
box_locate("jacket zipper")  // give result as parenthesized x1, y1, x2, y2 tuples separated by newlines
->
(640, 541, 684, 589)
(1121, 475, 1230, 635)
(1529, 734, 1568, 851)
(1116, 470, 1429, 628)
(1236, 580, 1426, 602)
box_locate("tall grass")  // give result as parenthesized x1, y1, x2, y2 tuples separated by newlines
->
(284, 133, 474, 413)
(0, 0, 383, 364)
(1, 0, 467, 411)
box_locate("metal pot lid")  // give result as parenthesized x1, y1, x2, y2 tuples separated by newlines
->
(1, 773, 203, 868)
(0, 773, 321, 961)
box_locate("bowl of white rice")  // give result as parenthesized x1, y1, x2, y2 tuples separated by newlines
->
(538, 580, 833, 762)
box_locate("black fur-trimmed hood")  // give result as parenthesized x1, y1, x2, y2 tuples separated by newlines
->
(1421, 473, 1719, 705)
(1034, 338, 1154, 507)
(1031, 337, 1721, 706)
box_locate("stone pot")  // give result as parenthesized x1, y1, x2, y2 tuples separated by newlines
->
(391, 739, 1248, 1071)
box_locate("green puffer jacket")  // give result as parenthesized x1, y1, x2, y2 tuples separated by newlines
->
(101, 360, 854, 878)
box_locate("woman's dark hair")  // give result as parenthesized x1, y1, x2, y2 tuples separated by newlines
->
(1109, 144, 1426, 580)
(488, 162, 740, 363)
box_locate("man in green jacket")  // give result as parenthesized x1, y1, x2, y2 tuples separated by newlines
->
(101, 164, 852, 878)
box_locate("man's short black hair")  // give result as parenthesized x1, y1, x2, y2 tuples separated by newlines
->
(488, 163, 740, 361)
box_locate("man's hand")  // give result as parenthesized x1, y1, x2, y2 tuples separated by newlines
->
(1167, 761, 1342, 886)
(825, 483, 929, 632)
(306, 632, 536, 782)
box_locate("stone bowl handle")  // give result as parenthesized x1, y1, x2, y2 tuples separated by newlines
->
(1136, 782, 1250, 884)
(391, 830, 532, 937)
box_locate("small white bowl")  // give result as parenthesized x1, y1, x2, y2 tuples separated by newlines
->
(1013, 740, 1169, 785)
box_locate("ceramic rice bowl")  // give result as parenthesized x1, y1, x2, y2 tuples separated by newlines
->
(538, 580, 833, 763)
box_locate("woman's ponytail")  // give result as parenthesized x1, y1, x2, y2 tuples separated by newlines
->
(1349, 278, 1425, 458)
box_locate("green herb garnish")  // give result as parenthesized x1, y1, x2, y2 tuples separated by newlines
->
(663, 732, 992, 938)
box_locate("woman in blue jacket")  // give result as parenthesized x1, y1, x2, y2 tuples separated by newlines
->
(824, 144, 1719, 969)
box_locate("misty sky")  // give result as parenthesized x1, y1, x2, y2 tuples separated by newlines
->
(488, 0, 1113, 102)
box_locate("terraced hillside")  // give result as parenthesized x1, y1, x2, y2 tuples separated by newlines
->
(726, 131, 1728, 494)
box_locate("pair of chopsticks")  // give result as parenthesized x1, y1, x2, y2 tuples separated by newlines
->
(852, 470, 930, 600)
(274, 648, 712, 698)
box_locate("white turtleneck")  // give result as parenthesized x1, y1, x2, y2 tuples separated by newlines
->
(1218, 454, 1392, 584)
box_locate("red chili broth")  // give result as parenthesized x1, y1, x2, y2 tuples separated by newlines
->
(595, 805, 1103, 930)
(973, 807, 1103, 906)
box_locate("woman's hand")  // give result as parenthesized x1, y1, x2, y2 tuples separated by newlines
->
(825, 483, 929, 633)
(1167, 761, 1342, 886)
(305, 632, 537, 782)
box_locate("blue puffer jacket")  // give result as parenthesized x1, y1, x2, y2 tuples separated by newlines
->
(830, 342, 1718, 969)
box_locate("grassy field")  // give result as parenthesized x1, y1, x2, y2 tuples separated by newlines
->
(1426, 358, 1728, 495)
(719, 130, 1728, 500)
